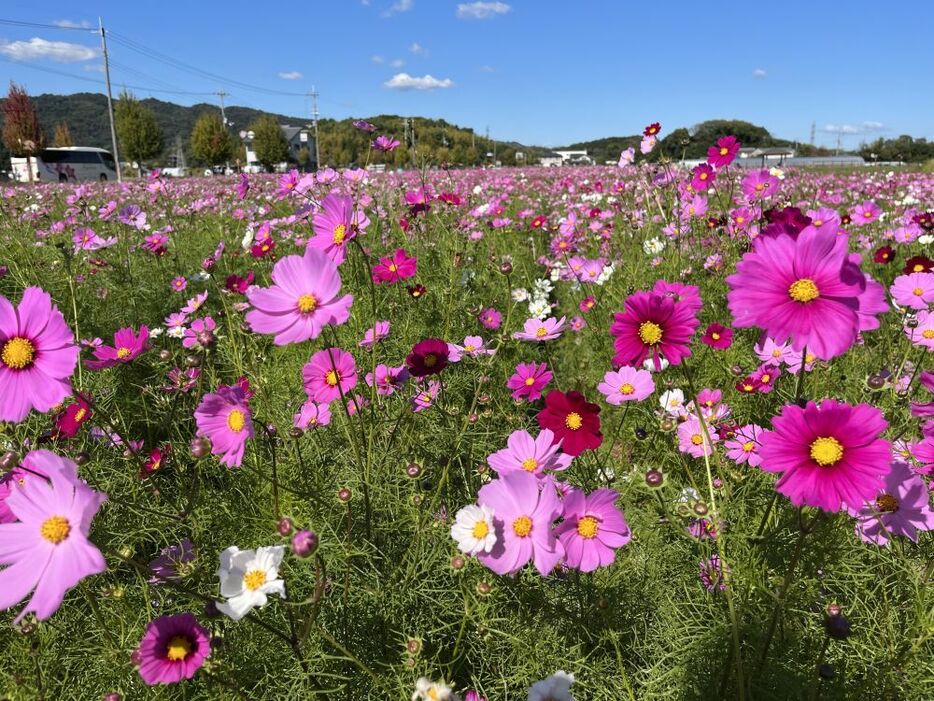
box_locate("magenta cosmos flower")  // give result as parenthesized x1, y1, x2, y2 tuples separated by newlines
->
(0, 287, 78, 423)
(597, 366, 655, 404)
(849, 462, 934, 546)
(487, 428, 572, 478)
(690, 163, 715, 191)
(707, 135, 741, 167)
(553, 488, 631, 572)
(371, 248, 417, 284)
(135, 613, 211, 685)
(0, 450, 106, 622)
(758, 399, 891, 512)
(890, 271, 934, 311)
(303, 347, 358, 403)
(513, 316, 566, 342)
(307, 194, 369, 264)
(405, 338, 449, 377)
(476, 470, 565, 577)
(610, 290, 699, 370)
(506, 362, 552, 401)
(701, 323, 733, 350)
(84, 325, 149, 370)
(726, 226, 871, 360)
(245, 247, 352, 346)
(193, 383, 254, 467)
(536, 390, 602, 456)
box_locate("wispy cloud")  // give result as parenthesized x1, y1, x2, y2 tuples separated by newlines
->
(390, 58, 405, 68)
(53, 19, 92, 29)
(382, 0, 414, 17)
(456, 1, 511, 19)
(370, 55, 385, 64)
(480, 64, 496, 73)
(409, 41, 427, 55)
(752, 68, 767, 78)
(823, 122, 886, 135)
(278, 70, 303, 80)
(0, 37, 98, 62)
(384, 72, 453, 90)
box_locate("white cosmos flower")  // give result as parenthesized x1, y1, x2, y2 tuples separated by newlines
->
(919, 234, 934, 245)
(216, 545, 286, 621)
(512, 288, 530, 303)
(643, 236, 666, 255)
(660, 389, 685, 415)
(643, 356, 670, 373)
(450, 504, 497, 556)
(241, 227, 255, 250)
(412, 678, 458, 701)
(528, 670, 575, 701)
(528, 298, 551, 320)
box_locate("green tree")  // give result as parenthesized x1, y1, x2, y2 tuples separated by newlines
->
(115, 90, 163, 176)
(1, 82, 44, 182)
(189, 112, 233, 166)
(249, 115, 288, 171)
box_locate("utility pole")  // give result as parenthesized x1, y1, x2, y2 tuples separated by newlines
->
(809, 121, 816, 147)
(309, 86, 321, 170)
(99, 17, 122, 182)
(216, 90, 228, 126)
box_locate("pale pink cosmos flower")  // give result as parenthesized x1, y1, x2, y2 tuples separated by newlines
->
(487, 428, 572, 478)
(597, 366, 654, 405)
(513, 316, 566, 342)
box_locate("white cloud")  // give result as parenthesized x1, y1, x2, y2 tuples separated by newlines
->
(390, 58, 405, 68)
(861, 120, 884, 130)
(480, 64, 496, 73)
(457, 1, 511, 19)
(409, 42, 427, 55)
(54, 19, 92, 29)
(0, 37, 98, 63)
(83, 64, 105, 73)
(752, 68, 767, 78)
(370, 55, 385, 64)
(382, 0, 414, 16)
(384, 72, 453, 91)
(823, 122, 885, 135)
(278, 70, 303, 80)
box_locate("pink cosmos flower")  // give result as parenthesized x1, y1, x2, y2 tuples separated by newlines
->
(293, 400, 332, 430)
(171, 276, 187, 293)
(72, 227, 116, 252)
(849, 200, 881, 227)
(84, 325, 149, 370)
(365, 364, 410, 396)
(134, 613, 211, 685)
(890, 272, 934, 310)
(849, 462, 934, 546)
(553, 488, 630, 572)
(906, 309, 934, 349)
(513, 316, 567, 342)
(690, 163, 715, 191)
(476, 470, 565, 577)
(724, 424, 765, 467)
(371, 248, 417, 284)
(741, 170, 780, 201)
(0, 287, 78, 423)
(700, 553, 728, 592)
(677, 417, 719, 458)
(182, 317, 216, 350)
(487, 428, 572, 478)
(372, 135, 400, 152)
(479, 308, 502, 330)
(751, 363, 781, 394)
(758, 399, 891, 512)
(359, 320, 390, 349)
(597, 366, 654, 404)
(182, 291, 208, 315)
(726, 225, 871, 360)
(507, 362, 552, 401)
(411, 380, 440, 412)
(193, 383, 254, 467)
(245, 247, 352, 345)
(610, 290, 699, 370)
(447, 336, 494, 362)
(302, 347, 358, 404)
(308, 194, 369, 264)
(0, 450, 106, 622)
(707, 135, 740, 167)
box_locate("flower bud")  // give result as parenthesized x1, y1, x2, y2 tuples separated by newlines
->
(0, 451, 19, 472)
(190, 437, 211, 459)
(645, 468, 665, 489)
(337, 487, 352, 503)
(277, 517, 294, 536)
(291, 529, 318, 557)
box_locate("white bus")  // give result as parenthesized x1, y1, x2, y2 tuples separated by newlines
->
(10, 147, 118, 183)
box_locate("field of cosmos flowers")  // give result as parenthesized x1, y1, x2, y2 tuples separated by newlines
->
(0, 124, 933, 701)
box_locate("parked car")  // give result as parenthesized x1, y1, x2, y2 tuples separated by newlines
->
(10, 147, 118, 183)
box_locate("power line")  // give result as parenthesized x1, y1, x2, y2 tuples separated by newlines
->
(0, 18, 94, 31)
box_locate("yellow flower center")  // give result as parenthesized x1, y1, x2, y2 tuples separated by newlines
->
(465, 344, 476, 352)
(388, 263, 398, 272)
(243, 568, 267, 591)
(742, 441, 755, 452)
(699, 172, 708, 180)
(512, 515, 532, 537)
(719, 146, 729, 155)
(227, 409, 246, 433)
(913, 264, 924, 272)
(711, 332, 720, 340)
(471, 520, 489, 539)
(619, 383, 635, 395)
(524, 376, 536, 386)
(788, 278, 819, 303)
(923, 329, 934, 339)
(755, 183, 765, 191)
(297, 294, 318, 313)
(423, 354, 437, 368)
(535, 327, 548, 337)
(74, 408, 87, 422)
(577, 515, 599, 539)
(521, 457, 538, 472)
(875, 493, 898, 513)
(690, 434, 704, 446)
(760, 374, 771, 383)
(813, 219, 823, 227)
(40, 515, 71, 544)
(913, 287, 924, 296)
(1, 336, 36, 369)
(332, 223, 346, 244)
(165, 635, 193, 662)
(325, 370, 340, 386)
(565, 412, 583, 430)
(810, 436, 843, 466)
(638, 321, 663, 345)
(116, 347, 132, 359)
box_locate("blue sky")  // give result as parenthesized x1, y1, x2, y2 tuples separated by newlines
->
(1, 0, 932, 148)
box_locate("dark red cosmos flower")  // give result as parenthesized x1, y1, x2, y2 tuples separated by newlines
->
(536, 390, 602, 456)
(912, 211, 934, 231)
(701, 323, 733, 350)
(840, 213, 852, 227)
(530, 215, 547, 230)
(610, 291, 700, 370)
(735, 376, 757, 394)
(904, 256, 933, 274)
(225, 271, 255, 295)
(407, 284, 427, 299)
(643, 122, 661, 137)
(873, 246, 895, 265)
(761, 206, 812, 239)
(437, 192, 461, 205)
(405, 338, 449, 377)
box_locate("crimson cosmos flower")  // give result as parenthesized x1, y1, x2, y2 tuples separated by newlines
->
(536, 390, 602, 457)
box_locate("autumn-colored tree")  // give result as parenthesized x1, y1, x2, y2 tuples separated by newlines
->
(1, 82, 44, 182)
(52, 122, 74, 147)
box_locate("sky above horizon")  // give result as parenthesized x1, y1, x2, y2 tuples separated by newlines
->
(1, 0, 932, 149)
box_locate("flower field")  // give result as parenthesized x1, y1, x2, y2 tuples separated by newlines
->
(0, 130, 933, 700)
